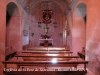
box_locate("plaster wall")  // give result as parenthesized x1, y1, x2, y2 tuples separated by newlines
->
(72, 16, 86, 55)
(0, 0, 6, 75)
(29, 16, 63, 47)
(21, 12, 31, 46)
(6, 17, 21, 52)
(86, 0, 100, 75)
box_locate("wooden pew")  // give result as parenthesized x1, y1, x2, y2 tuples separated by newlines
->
(3, 49, 88, 75)
(28, 47, 70, 51)
(15, 54, 79, 67)
(18, 50, 73, 61)
(21, 50, 72, 54)
(3, 60, 88, 70)
(21, 51, 73, 54)
(15, 54, 79, 61)
(15, 55, 79, 59)
(3, 60, 88, 75)
(3, 46, 88, 75)
(3, 71, 87, 75)
(21, 51, 73, 57)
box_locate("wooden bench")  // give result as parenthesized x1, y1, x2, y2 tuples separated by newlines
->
(3, 56, 88, 75)
(15, 54, 79, 61)
(3, 46, 88, 75)
(16, 50, 74, 61)
(28, 47, 70, 51)
(3, 71, 87, 75)
(21, 51, 73, 54)
(3, 60, 88, 75)
(15, 55, 79, 58)
(2, 60, 88, 70)
(21, 51, 73, 57)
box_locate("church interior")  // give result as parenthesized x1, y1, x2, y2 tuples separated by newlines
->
(0, 0, 100, 75)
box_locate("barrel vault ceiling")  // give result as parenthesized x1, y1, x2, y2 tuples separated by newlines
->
(20, 0, 73, 15)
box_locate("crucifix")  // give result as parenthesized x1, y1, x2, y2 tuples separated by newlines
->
(44, 25, 49, 34)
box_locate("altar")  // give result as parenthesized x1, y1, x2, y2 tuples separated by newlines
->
(39, 39, 53, 47)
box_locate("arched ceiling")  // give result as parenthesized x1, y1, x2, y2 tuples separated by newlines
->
(16, 0, 74, 32)
(20, 0, 73, 33)
(23, 0, 73, 15)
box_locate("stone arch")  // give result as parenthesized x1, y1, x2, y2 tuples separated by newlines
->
(6, 2, 21, 54)
(73, 3, 86, 23)
(72, 3, 86, 55)
(6, 2, 20, 24)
